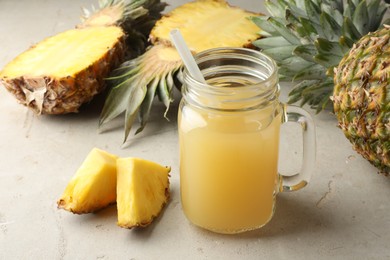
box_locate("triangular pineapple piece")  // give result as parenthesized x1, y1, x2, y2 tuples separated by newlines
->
(57, 148, 118, 214)
(116, 157, 170, 228)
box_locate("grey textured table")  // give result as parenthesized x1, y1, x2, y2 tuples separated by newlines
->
(0, 0, 389, 259)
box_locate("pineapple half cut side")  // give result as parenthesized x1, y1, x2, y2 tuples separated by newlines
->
(57, 148, 118, 214)
(0, 26, 125, 114)
(99, 0, 262, 142)
(116, 157, 170, 228)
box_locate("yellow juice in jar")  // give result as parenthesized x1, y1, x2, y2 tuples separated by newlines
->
(179, 101, 282, 234)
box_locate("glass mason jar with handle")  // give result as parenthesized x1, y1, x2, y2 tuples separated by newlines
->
(178, 47, 316, 234)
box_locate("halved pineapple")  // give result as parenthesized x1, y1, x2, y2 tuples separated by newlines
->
(116, 157, 170, 228)
(0, 0, 166, 114)
(57, 148, 118, 214)
(0, 27, 125, 114)
(149, 0, 260, 51)
(100, 0, 262, 141)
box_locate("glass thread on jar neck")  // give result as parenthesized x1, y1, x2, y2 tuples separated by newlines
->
(182, 48, 280, 111)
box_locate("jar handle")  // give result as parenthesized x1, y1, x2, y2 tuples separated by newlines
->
(279, 104, 316, 192)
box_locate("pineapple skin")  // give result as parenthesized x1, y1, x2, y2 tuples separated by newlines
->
(252, 0, 388, 113)
(0, 27, 126, 115)
(333, 26, 390, 175)
(57, 148, 118, 214)
(116, 157, 170, 228)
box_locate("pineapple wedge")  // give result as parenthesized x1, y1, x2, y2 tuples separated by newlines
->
(116, 157, 170, 228)
(57, 148, 118, 214)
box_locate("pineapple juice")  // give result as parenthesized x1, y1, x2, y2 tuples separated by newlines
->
(178, 47, 315, 233)
(179, 75, 282, 234)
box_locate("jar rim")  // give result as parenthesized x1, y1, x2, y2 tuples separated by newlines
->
(183, 47, 278, 91)
(182, 47, 280, 111)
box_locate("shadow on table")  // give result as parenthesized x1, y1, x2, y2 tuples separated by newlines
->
(76, 188, 335, 240)
(191, 194, 333, 240)
(74, 189, 172, 238)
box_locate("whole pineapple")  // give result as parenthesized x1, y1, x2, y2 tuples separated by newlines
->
(253, 0, 389, 175)
(253, 0, 388, 112)
(333, 26, 390, 175)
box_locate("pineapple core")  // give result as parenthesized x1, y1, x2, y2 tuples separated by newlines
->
(57, 148, 118, 214)
(116, 158, 170, 228)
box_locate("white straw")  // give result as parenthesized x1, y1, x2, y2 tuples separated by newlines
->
(169, 29, 206, 84)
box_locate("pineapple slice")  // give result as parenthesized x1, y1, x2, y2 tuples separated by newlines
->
(57, 148, 118, 214)
(116, 157, 170, 228)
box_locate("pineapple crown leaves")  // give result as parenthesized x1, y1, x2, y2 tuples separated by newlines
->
(81, 0, 167, 57)
(98, 0, 262, 143)
(82, 0, 166, 23)
(252, 0, 389, 113)
(99, 46, 182, 143)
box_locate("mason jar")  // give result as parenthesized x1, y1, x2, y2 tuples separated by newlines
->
(178, 47, 316, 234)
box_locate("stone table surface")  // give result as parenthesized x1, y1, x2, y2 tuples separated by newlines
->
(0, 0, 389, 259)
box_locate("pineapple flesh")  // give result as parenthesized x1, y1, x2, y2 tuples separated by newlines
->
(0, 27, 125, 114)
(149, 0, 259, 51)
(0, 0, 166, 114)
(116, 157, 170, 228)
(57, 148, 118, 214)
(99, 0, 262, 141)
(333, 26, 390, 175)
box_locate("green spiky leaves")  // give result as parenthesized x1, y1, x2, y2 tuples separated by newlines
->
(97, 0, 262, 143)
(252, 0, 388, 113)
(99, 45, 182, 143)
